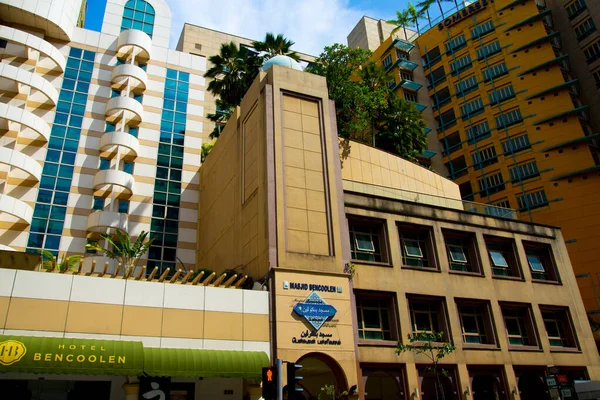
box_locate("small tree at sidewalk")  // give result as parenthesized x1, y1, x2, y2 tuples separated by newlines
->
(396, 332, 455, 400)
(86, 229, 154, 270)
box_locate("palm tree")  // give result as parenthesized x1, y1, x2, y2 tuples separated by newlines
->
(205, 42, 261, 108)
(251, 33, 300, 61)
(388, 9, 413, 40)
(417, 0, 438, 27)
(406, 2, 425, 35)
(377, 97, 428, 160)
(39, 250, 83, 272)
(86, 229, 154, 270)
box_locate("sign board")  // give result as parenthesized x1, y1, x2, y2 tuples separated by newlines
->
(557, 375, 568, 384)
(293, 291, 337, 331)
(546, 377, 557, 388)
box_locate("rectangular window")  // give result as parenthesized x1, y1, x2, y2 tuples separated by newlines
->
(594, 69, 600, 88)
(566, 0, 586, 19)
(118, 200, 129, 214)
(460, 97, 484, 120)
(509, 160, 539, 182)
(483, 62, 508, 82)
(123, 161, 134, 174)
(423, 46, 441, 68)
(106, 123, 116, 132)
(129, 127, 139, 137)
(502, 134, 531, 154)
(471, 20, 495, 39)
(382, 54, 393, 69)
(495, 108, 523, 129)
(517, 189, 548, 211)
(451, 54, 473, 74)
(501, 303, 539, 347)
(355, 291, 398, 341)
(575, 17, 596, 41)
(445, 155, 468, 179)
(455, 75, 478, 97)
(441, 132, 462, 156)
(85, 238, 97, 254)
(427, 66, 446, 88)
(584, 40, 600, 63)
(472, 146, 498, 170)
(485, 236, 522, 278)
(404, 91, 418, 102)
(398, 223, 436, 269)
(436, 108, 457, 130)
(540, 307, 578, 348)
(92, 197, 104, 211)
(445, 34, 467, 53)
(523, 241, 560, 282)
(431, 86, 451, 110)
(478, 172, 505, 195)
(396, 49, 409, 61)
(476, 41, 502, 60)
(408, 296, 450, 341)
(457, 300, 496, 345)
(400, 71, 414, 81)
(466, 120, 491, 144)
(111, 89, 121, 98)
(489, 85, 515, 105)
(348, 217, 389, 263)
(443, 230, 482, 274)
(100, 158, 110, 170)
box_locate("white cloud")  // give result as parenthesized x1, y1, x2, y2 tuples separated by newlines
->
(167, 0, 373, 56)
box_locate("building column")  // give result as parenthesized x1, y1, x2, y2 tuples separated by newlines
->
(122, 382, 139, 400)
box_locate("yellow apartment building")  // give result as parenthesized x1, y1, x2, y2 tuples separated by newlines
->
(369, 0, 600, 327)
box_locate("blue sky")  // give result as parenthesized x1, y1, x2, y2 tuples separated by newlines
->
(83, 0, 454, 55)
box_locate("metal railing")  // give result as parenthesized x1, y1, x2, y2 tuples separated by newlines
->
(343, 180, 517, 219)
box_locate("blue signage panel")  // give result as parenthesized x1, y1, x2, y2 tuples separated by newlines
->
(293, 292, 337, 331)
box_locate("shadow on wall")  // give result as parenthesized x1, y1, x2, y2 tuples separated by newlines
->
(339, 138, 351, 169)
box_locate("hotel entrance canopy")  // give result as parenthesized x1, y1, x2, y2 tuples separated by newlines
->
(0, 336, 268, 379)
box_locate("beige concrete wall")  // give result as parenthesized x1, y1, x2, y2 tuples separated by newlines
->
(340, 139, 461, 200)
(345, 190, 600, 395)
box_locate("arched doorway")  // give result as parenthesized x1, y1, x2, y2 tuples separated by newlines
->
(295, 352, 348, 400)
(364, 370, 405, 399)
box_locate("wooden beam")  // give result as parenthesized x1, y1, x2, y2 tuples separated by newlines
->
(146, 267, 158, 281)
(201, 272, 216, 286)
(190, 271, 204, 285)
(180, 271, 192, 284)
(222, 274, 237, 288)
(211, 273, 227, 287)
(169, 269, 182, 283)
(233, 275, 248, 288)
(158, 268, 170, 282)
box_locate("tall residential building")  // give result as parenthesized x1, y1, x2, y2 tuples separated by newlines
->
(547, 0, 600, 133)
(0, 0, 206, 271)
(347, 16, 418, 51)
(356, 0, 600, 324)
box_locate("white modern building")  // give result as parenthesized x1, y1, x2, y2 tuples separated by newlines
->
(0, 0, 207, 271)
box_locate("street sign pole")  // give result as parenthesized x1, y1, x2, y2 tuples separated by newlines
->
(276, 358, 283, 400)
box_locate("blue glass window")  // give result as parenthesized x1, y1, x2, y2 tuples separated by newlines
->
(123, 162, 134, 174)
(106, 123, 116, 132)
(121, 0, 155, 37)
(129, 127, 139, 137)
(118, 200, 130, 214)
(93, 197, 104, 210)
(100, 158, 110, 170)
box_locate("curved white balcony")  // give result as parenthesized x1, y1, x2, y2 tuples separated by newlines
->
(111, 64, 147, 92)
(100, 131, 139, 157)
(0, 0, 79, 41)
(0, 63, 58, 106)
(0, 193, 33, 225)
(87, 211, 128, 233)
(0, 147, 43, 182)
(0, 103, 51, 142)
(0, 244, 16, 251)
(105, 96, 143, 126)
(93, 169, 135, 194)
(117, 29, 152, 62)
(0, 25, 66, 72)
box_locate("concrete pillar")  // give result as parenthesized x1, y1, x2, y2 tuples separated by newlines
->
(122, 383, 139, 400)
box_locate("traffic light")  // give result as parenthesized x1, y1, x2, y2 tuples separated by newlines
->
(286, 362, 303, 399)
(262, 366, 277, 400)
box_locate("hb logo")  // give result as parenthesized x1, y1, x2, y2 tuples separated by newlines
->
(0, 340, 27, 366)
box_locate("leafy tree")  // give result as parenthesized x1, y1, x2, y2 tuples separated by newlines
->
(86, 229, 154, 269)
(356, 61, 393, 146)
(317, 384, 348, 400)
(417, 0, 437, 26)
(406, 2, 425, 34)
(201, 139, 217, 162)
(396, 332, 456, 400)
(251, 32, 300, 61)
(377, 96, 428, 159)
(39, 250, 82, 272)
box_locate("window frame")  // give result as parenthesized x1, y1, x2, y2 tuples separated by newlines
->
(355, 290, 400, 343)
(540, 306, 579, 350)
(443, 230, 483, 275)
(407, 295, 452, 343)
(522, 241, 561, 283)
(484, 236, 523, 279)
(397, 223, 438, 271)
(455, 299, 498, 347)
(348, 216, 391, 265)
(500, 302, 541, 349)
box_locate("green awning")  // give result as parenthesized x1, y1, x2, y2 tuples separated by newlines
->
(525, 79, 578, 100)
(511, 32, 560, 53)
(143, 348, 269, 379)
(0, 336, 143, 376)
(504, 9, 552, 32)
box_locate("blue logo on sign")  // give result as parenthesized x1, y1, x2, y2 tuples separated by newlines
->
(293, 292, 337, 331)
